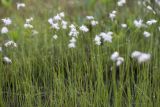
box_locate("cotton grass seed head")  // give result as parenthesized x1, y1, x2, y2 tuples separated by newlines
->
(1, 27, 8, 34)
(0, 47, 2, 52)
(138, 53, 151, 63)
(94, 35, 101, 46)
(4, 40, 17, 48)
(17, 3, 26, 10)
(121, 23, 127, 28)
(79, 25, 89, 32)
(86, 16, 94, 20)
(53, 35, 58, 40)
(134, 19, 143, 28)
(146, 19, 157, 25)
(143, 31, 151, 38)
(68, 42, 76, 48)
(111, 52, 119, 62)
(3, 56, 12, 64)
(2, 18, 12, 26)
(117, 0, 126, 7)
(131, 51, 151, 63)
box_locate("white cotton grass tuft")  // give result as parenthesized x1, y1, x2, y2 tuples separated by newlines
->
(109, 10, 117, 21)
(134, 19, 144, 28)
(0, 47, 2, 52)
(121, 23, 127, 28)
(4, 40, 17, 48)
(117, 0, 126, 7)
(48, 18, 54, 25)
(3, 56, 12, 64)
(146, 5, 156, 14)
(138, 53, 151, 63)
(48, 12, 66, 30)
(116, 57, 124, 66)
(1, 27, 8, 34)
(51, 23, 60, 30)
(68, 42, 76, 48)
(143, 31, 151, 38)
(99, 32, 113, 43)
(61, 20, 68, 29)
(79, 25, 89, 32)
(131, 51, 151, 63)
(53, 14, 62, 21)
(155, 0, 160, 6)
(94, 35, 101, 46)
(2, 18, 12, 26)
(111, 52, 124, 66)
(53, 35, 58, 40)
(86, 16, 94, 20)
(69, 37, 76, 43)
(31, 30, 39, 36)
(17, 3, 25, 10)
(146, 19, 157, 25)
(111, 52, 119, 62)
(68, 37, 77, 48)
(26, 17, 33, 23)
(24, 17, 34, 29)
(69, 24, 79, 37)
(131, 51, 142, 59)
(91, 20, 98, 26)
(24, 23, 33, 29)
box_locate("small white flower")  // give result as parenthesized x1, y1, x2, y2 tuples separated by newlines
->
(91, 20, 98, 26)
(53, 35, 58, 40)
(1, 27, 8, 34)
(86, 16, 94, 20)
(134, 19, 143, 28)
(3, 56, 12, 64)
(146, 19, 157, 25)
(111, 52, 119, 61)
(94, 35, 101, 45)
(2, 18, 12, 26)
(24, 23, 33, 29)
(143, 31, 151, 38)
(68, 42, 76, 48)
(79, 25, 89, 32)
(4, 40, 17, 48)
(17, 3, 25, 10)
(121, 23, 127, 28)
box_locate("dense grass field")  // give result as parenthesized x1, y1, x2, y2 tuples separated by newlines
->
(0, 0, 160, 107)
